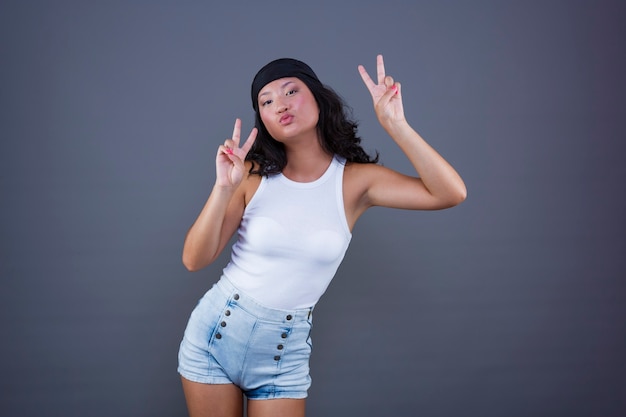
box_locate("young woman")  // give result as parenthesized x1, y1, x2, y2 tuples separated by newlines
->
(178, 55, 466, 417)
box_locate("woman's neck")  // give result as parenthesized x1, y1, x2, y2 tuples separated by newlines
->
(282, 141, 333, 183)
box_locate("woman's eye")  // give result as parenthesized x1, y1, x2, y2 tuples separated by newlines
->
(286, 89, 297, 96)
(262, 99, 273, 106)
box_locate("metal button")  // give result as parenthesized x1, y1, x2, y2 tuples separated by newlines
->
(274, 355, 281, 361)
(221, 321, 227, 327)
(281, 333, 287, 339)
(215, 333, 222, 339)
(277, 344, 284, 350)
(286, 314, 292, 321)
(233, 294, 240, 300)
(225, 310, 231, 316)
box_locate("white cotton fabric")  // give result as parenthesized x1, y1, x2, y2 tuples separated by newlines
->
(222, 156, 352, 309)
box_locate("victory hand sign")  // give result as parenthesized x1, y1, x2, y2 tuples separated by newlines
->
(216, 118, 257, 188)
(358, 54, 406, 128)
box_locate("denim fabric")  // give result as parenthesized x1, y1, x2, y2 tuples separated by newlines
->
(178, 277, 313, 399)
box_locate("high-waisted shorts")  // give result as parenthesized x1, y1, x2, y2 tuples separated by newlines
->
(177, 277, 314, 399)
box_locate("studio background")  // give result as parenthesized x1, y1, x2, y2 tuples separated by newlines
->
(1, 1, 624, 416)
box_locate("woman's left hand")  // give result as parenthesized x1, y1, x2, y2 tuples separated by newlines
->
(358, 54, 406, 127)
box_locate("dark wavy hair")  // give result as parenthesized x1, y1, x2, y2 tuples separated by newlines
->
(246, 83, 379, 176)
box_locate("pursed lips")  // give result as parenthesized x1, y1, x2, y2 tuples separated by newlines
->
(279, 113, 294, 124)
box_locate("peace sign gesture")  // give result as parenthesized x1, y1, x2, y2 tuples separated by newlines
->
(358, 54, 406, 127)
(216, 118, 257, 188)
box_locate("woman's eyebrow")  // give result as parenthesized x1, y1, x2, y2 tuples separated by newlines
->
(259, 81, 296, 98)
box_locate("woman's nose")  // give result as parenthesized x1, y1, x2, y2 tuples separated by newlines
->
(275, 97, 289, 112)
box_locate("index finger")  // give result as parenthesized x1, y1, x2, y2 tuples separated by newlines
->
(376, 54, 386, 85)
(231, 118, 242, 147)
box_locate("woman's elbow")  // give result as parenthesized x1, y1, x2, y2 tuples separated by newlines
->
(182, 254, 212, 272)
(182, 257, 198, 272)
(438, 186, 467, 209)
(452, 185, 468, 206)
(183, 261, 200, 272)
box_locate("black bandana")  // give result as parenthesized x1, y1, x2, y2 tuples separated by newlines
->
(251, 58, 322, 111)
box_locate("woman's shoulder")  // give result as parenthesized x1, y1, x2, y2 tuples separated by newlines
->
(343, 160, 383, 178)
(342, 161, 383, 193)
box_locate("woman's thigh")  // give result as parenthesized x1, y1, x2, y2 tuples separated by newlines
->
(247, 398, 305, 417)
(181, 377, 243, 417)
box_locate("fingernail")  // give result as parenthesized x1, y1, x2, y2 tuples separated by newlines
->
(226, 148, 234, 155)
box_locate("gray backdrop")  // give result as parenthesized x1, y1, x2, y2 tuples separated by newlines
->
(1, 1, 625, 416)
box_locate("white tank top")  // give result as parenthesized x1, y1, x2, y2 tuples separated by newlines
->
(222, 156, 352, 309)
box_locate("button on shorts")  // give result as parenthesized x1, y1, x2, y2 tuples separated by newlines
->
(178, 277, 314, 399)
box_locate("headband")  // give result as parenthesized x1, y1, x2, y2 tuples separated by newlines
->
(251, 58, 322, 111)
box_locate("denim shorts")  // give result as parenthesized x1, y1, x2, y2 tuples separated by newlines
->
(177, 277, 314, 399)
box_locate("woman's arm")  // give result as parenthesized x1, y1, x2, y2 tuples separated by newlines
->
(182, 119, 257, 271)
(356, 55, 466, 211)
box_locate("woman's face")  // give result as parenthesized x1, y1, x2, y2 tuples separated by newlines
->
(257, 77, 319, 142)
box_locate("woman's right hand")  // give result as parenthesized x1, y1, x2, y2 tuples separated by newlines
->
(216, 118, 257, 188)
